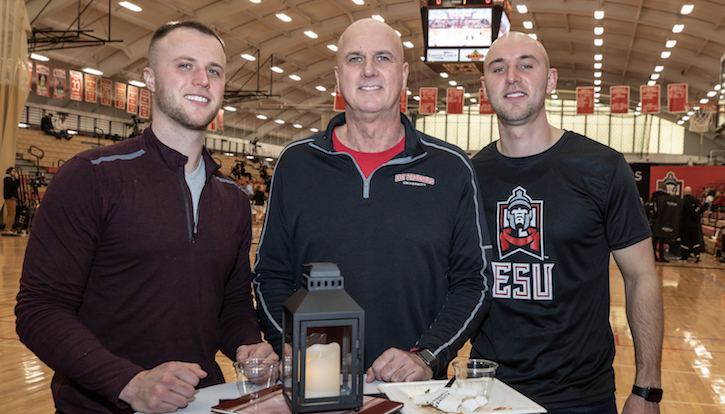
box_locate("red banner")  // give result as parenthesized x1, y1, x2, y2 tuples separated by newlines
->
(446, 88, 464, 114)
(216, 110, 224, 131)
(419, 87, 437, 115)
(609, 86, 629, 114)
(69, 71, 83, 101)
(84, 74, 98, 103)
(576, 87, 595, 114)
(52, 68, 66, 99)
(667, 83, 688, 113)
(36, 63, 49, 97)
(208, 117, 217, 131)
(138, 89, 151, 119)
(100, 78, 113, 106)
(127, 85, 139, 115)
(640, 85, 660, 114)
(399, 88, 408, 114)
(115, 82, 127, 110)
(479, 89, 494, 115)
(28, 61, 33, 90)
(333, 86, 345, 112)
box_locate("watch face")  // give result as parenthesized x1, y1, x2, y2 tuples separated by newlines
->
(648, 387, 663, 402)
(416, 349, 436, 365)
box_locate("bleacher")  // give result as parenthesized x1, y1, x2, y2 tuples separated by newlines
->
(702, 210, 725, 256)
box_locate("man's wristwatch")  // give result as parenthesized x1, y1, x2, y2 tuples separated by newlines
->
(412, 348, 437, 367)
(632, 385, 663, 403)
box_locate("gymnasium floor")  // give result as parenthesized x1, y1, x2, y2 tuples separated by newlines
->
(1, 223, 724, 413)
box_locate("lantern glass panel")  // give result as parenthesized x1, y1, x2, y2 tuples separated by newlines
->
(303, 325, 353, 399)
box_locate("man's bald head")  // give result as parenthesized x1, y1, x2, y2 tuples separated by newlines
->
(684, 186, 692, 195)
(484, 31, 551, 75)
(337, 18, 404, 66)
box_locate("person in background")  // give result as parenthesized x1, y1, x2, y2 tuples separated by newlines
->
(53, 114, 71, 140)
(3, 167, 20, 236)
(252, 184, 266, 223)
(41, 113, 62, 139)
(679, 186, 704, 263)
(254, 18, 492, 384)
(472, 32, 663, 414)
(648, 182, 669, 262)
(16, 21, 275, 414)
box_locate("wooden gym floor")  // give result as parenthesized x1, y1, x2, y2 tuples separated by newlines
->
(1, 223, 725, 413)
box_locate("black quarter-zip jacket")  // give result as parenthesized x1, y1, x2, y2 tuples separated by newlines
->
(254, 113, 494, 377)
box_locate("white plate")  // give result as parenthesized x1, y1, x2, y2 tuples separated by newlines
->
(377, 379, 547, 414)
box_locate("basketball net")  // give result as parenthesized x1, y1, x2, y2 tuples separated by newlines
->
(684, 102, 717, 133)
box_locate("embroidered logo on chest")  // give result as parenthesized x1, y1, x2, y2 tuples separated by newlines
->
(394, 173, 436, 187)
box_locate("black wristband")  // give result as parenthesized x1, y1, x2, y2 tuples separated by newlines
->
(632, 385, 663, 403)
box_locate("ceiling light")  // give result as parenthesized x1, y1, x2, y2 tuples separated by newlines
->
(594, 71, 602, 78)
(223, 106, 237, 111)
(672, 24, 684, 33)
(275, 119, 285, 124)
(413, 96, 421, 101)
(693, 105, 700, 110)
(449, 80, 457, 86)
(647, 80, 656, 86)
(326, 44, 338, 52)
(371, 15, 384, 22)
(594, 39, 603, 46)
(523, 21, 534, 29)
(594, 86, 601, 92)
(681, 4, 694, 14)
(682, 116, 689, 121)
(595, 93, 600, 98)
(129, 80, 146, 87)
(395, 30, 402, 37)
(456, 85, 463, 90)
(289, 74, 301, 81)
(661, 51, 671, 58)
(256, 114, 267, 120)
(304, 30, 318, 39)
(594, 79, 602, 85)
(594, 63, 602, 69)
(464, 93, 471, 97)
(420, 56, 425, 61)
(315, 85, 326, 92)
(439, 72, 449, 78)
(352, 0, 364, 4)
(293, 124, 302, 128)
(470, 98, 477, 103)
(241, 53, 256, 61)
(594, 10, 604, 19)
(119, 1, 142, 12)
(707, 91, 717, 97)
(687, 111, 695, 116)
(18, 123, 28, 128)
(271, 66, 283, 73)
(551, 94, 558, 100)
(634, 111, 641, 116)
(677, 119, 684, 125)
(30, 53, 49, 61)
(403, 41, 414, 48)
(276, 12, 292, 22)
(594, 27, 604, 35)
(82, 67, 103, 76)
(249, 0, 261, 3)
(665, 40, 677, 48)
(439, 110, 445, 114)
(527, 33, 538, 40)
(516, 4, 527, 13)
(650, 74, 660, 80)
(715, 84, 721, 90)
(310, 128, 319, 132)
(594, 54, 603, 61)
(330, 92, 336, 96)
(595, 98, 600, 103)
(654, 65, 664, 72)
(407, 90, 412, 95)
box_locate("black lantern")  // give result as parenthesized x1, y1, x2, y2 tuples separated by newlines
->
(282, 263, 365, 413)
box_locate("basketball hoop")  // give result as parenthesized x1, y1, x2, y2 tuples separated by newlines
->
(684, 102, 719, 133)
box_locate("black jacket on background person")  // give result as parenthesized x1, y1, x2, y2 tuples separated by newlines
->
(41, 115, 54, 133)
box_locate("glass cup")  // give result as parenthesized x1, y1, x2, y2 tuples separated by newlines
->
(233, 358, 280, 396)
(452, 359, 499, 400)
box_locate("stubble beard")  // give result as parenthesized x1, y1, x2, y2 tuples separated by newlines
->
(155, 84, 219, 131)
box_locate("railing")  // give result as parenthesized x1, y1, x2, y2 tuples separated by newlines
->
(20, 106, 135, 140)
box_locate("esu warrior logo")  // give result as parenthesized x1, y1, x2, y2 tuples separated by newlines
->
(497, 186, 544, 261)
(494, 186, 553, 300)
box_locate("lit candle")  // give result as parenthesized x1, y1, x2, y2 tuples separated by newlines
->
(305, 342, 340, 398)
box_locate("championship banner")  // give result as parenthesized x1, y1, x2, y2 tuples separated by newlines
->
(640, 85, 660, 114)
(84, 74, 98, 103)
(333, 86, 345, 112)
(667, 83, 688, 113)
(609, 86, 629, 114)
(419, 87, 437, 115)
(216, 109, 224, 131)
(36, 63, 50, 97)
(52, 68, 66, 99)
(115, 82, 127, 109)
(69, 70, 83, 101)
(446, 88, 464, 114)
(479, 89, 494, 115)
(208, 114, 217, 131)
(399, 88, 408, 114)
(127, 85, 139, 115)
(28, 61, 33, 90)
(138, 89, 151, 119)
(576, 87, 595, 114)
(99, 79, 112, 106)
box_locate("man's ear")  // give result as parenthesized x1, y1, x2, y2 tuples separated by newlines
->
(143, 67, 156, 93)
(480, 76, 489, 100)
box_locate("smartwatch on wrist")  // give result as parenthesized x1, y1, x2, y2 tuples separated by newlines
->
(413, 348, 437, 367)
(632, 385, 663, 403)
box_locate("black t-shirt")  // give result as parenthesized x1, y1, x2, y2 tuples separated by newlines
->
(470, 131, 651, 410)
